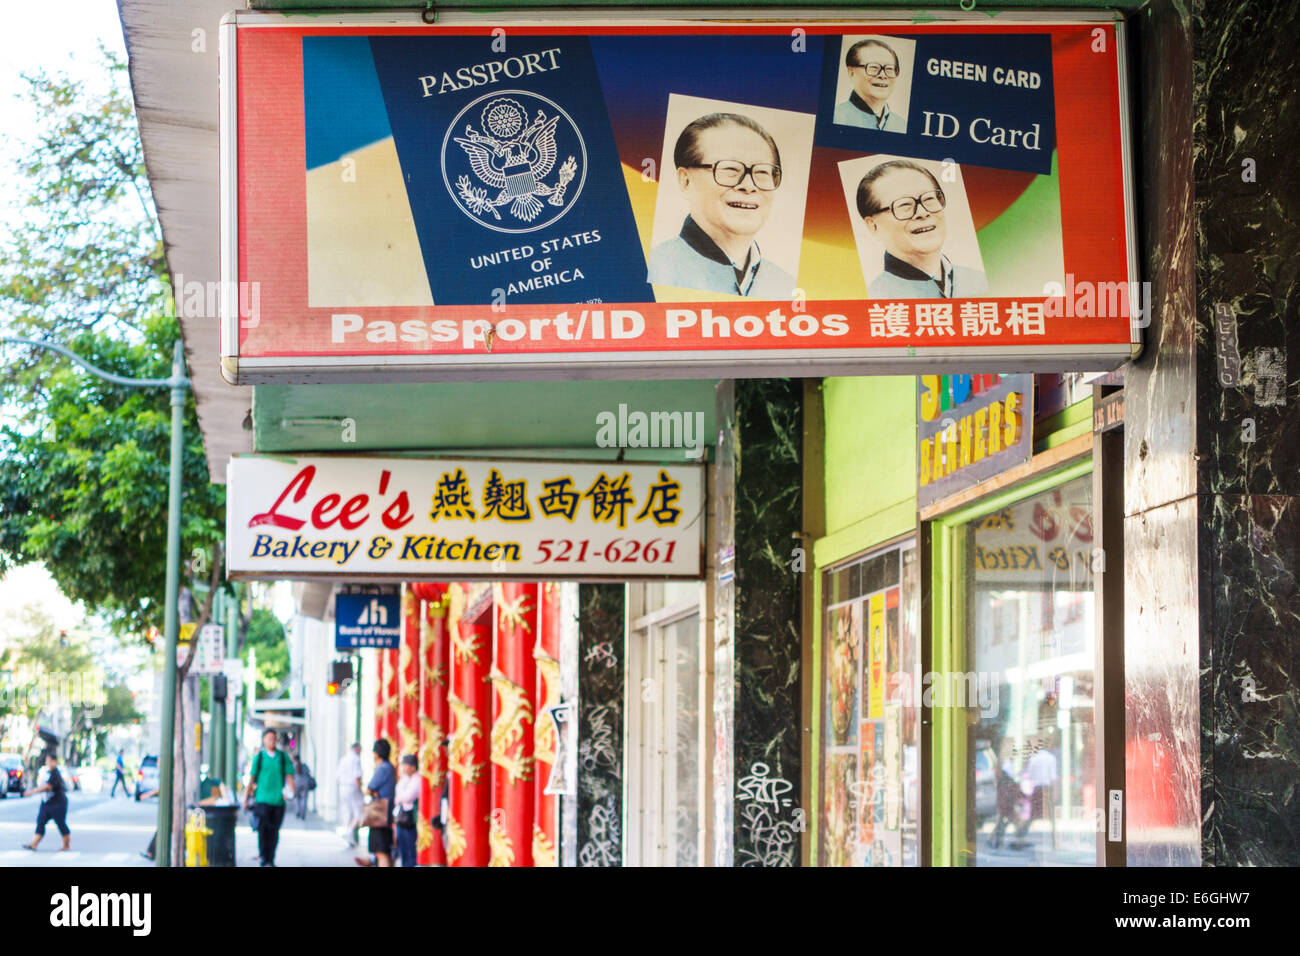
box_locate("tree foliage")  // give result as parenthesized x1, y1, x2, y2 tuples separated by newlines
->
(0, 50, 225, 637)
(1, 49, 162, 350)
(241, 609, 290, 699)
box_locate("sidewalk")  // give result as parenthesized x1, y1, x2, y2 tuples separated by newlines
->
(235, 807, 359, 868)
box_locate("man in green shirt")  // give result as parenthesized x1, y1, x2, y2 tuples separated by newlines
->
(245, 729, 295, 867)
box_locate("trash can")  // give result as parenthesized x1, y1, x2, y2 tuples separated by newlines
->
(204, 805, 238, 867)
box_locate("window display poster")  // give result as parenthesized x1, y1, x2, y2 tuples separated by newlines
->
(858, 726, 875, 855)
(827, 601, 862, 747)
(868, 591, 886, 719)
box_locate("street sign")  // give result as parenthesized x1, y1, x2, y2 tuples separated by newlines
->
(191, 623, 225, 675)
(222, 659, 244, 698)
(176, 621, 197, 666)
(226, 454, 705, 581)
(220, 10, 1139, 384)
(334, 585, 401, 649)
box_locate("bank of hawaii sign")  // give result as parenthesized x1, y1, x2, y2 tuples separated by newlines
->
(226, 455, 704, 580)
(219, 10, 1139, 383)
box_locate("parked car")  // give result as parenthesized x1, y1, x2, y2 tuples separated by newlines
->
(135, 754, 160, 800)
(1, 754, 24, 796)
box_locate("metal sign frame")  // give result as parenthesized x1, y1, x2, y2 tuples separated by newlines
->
(219, 8, 1141, 384)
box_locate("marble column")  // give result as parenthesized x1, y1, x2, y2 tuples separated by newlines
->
(575, 582, 624, 867)
(1192, 0, 1300, 866)
(715, 378, 805, 867)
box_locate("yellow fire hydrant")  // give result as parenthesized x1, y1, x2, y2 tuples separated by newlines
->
(185, 808, 212, 868)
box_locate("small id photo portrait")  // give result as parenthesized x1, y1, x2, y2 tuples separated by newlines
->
(838, 154, 988, 300)
(647, 93, 815, 300)
(831, 35, 918, 134)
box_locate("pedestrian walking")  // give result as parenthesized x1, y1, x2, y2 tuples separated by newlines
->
(244, 729, 295, 867)
(1022, 745, 1058, 847)
(354, 739, 395, 867)
(988, 754, 1023, 850)
(292, 756, 313, 820)
(21, 751, 70, 852)
(394, 754, 421, 867)
(110, 749, 129, 798)
(335, 742, 364, 846)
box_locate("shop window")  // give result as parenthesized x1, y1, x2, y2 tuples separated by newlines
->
(819, 541, 920, 866)
(937, 468, 1097, 866)
(625, 582, 704, 867)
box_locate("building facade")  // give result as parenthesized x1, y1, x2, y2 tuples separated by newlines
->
(118, 0, 1300, 865)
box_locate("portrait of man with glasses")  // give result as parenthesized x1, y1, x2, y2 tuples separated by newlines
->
(647, 111, 798, 298)
(834, 37, 909, 132)
(854, 158, 988, 299)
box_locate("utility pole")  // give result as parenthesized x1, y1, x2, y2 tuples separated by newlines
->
(354, 653, 362, 744)
(210, 590, 225, 785)
(156, 341, 187, 866)
(246, 645, 257, 755)
(226, 584, 240, 789)
(1, 336, 189, 866)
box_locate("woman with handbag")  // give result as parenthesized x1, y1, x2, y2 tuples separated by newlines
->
(355, 738, 396, 867)
(394, 754, 421, 867)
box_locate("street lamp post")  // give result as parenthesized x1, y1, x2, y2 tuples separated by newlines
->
(1, 336, 189, 867)
(225, 584, 241, 790)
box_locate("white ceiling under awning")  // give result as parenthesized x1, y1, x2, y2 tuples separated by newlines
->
(117, 0, 252, 482)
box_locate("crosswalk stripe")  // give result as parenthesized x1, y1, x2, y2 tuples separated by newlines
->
(0, 849, 151, 864)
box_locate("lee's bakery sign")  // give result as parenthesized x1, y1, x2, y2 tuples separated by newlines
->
(220, 10, 1138, 383)
(226, 455, 704, 581)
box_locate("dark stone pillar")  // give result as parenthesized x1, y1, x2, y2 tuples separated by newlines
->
(1194, 0, 1300, 866)
(727, 378, 805, 866)
(575, 582, 624, 866)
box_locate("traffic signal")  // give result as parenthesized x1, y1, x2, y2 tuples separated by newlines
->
(212, 674, 228, 702)
(327, 659, 353, 696)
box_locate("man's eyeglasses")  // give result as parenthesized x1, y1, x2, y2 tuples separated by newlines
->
(851, 62, 899, 78)
(686, 160, 782, 191)
(869, 188, 946, 221)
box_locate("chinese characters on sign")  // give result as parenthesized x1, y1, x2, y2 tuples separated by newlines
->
(227, 456, 704, 580)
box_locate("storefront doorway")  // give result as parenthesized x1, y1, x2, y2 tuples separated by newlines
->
(624, 582, 706, 867)
(932, 462, 1100, 866)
